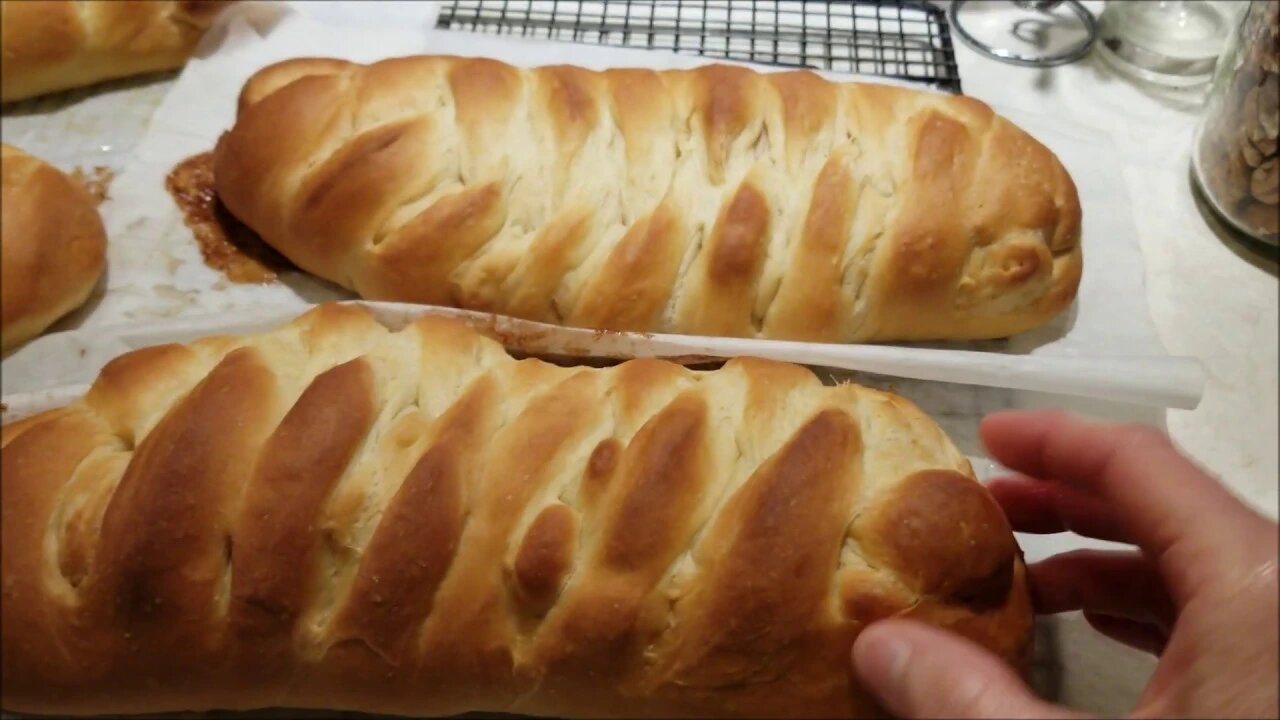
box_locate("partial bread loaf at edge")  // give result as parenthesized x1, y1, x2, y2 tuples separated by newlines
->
(1, 143, 105, 352)
(0, 0, 230, 103)
(215, 56, 1082, 343)
(0, 303, 1031, 718)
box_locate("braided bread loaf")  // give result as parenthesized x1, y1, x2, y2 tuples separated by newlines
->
(1, 143, 106, 352)
(213, 56, 1082, 343)
(0, 304, 1031, 717)
(0, 0, 231, 103)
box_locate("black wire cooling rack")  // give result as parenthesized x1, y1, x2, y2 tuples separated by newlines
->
(435, 1, 963, 93)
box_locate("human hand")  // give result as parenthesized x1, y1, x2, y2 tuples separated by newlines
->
(851, 410, 1279, 718)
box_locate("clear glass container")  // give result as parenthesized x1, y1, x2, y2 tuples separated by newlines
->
(1097, 1, 1233, 88)
(1192, 1, 1279, 245)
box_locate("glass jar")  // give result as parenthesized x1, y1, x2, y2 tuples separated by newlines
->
(1097, 1, 1232, 88)
(1192, 1, 1279, 245)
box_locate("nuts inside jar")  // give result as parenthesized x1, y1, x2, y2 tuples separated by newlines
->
(1196, 2, 1280, 240)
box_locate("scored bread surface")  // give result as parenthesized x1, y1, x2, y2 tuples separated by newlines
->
(215, 56, 1082, 343)
(0, 304, 1031, 718)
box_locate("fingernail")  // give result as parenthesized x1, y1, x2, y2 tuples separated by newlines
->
(880, 636, 912, 681)
(858, 628, 913, 683)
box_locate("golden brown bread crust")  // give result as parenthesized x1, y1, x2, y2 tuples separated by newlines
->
(0, 143, 106, 352)
(0, 303, 1031, 717)
(214, 56, 1083, 343)
(0, 0, 230, 103)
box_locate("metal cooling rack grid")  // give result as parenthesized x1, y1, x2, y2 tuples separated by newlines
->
(436, 1, 963, 93)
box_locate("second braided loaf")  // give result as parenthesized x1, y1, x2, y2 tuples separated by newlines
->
(214, 56, 1082, 343)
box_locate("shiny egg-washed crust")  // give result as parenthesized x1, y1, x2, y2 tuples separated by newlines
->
(215, 56, 1082, 343)
(0, 0, 230, 103)
(1, 143, 106, 353)
(1, 303, 1031, 718)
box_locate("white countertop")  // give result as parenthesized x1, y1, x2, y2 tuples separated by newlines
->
(949, 5, 1279, 712)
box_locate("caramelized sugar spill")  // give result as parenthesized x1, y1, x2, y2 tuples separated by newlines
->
(165, 151, 293, 284)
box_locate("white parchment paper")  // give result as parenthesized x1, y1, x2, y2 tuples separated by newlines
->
(0, 7, 1201, 410)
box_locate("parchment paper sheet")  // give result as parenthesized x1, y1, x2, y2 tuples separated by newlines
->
(0, 5, 1201, 409)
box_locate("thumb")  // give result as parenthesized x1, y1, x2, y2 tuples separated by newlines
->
(852, 619, 1084, 719)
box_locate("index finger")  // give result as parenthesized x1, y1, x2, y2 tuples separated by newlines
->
(980, 410, 1259, 601)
